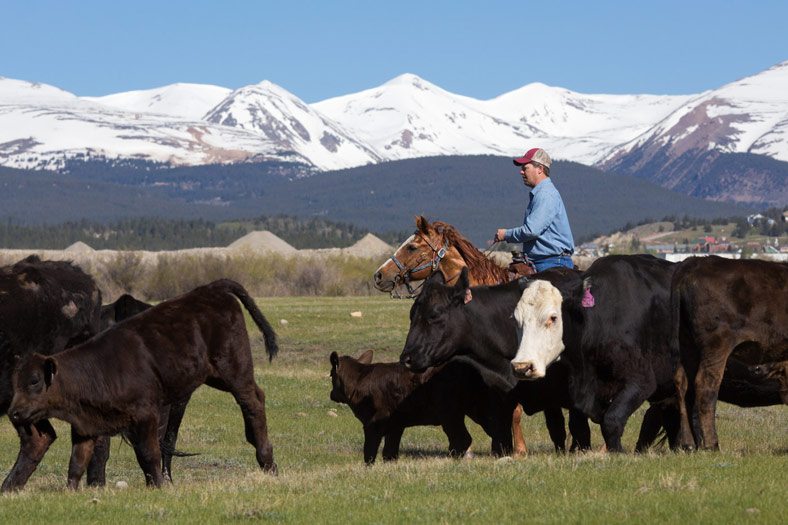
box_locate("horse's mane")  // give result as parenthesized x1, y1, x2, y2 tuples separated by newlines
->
(433, 221, 510, 285)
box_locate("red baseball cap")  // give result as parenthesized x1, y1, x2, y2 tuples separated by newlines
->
(513, 148, 552, 168)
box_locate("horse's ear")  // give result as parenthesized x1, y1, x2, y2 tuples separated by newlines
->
(415, 215, 430, 235)
(357, 349, 374, 364)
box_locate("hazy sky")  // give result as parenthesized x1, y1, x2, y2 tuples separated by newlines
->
(2, 0, 786, 101)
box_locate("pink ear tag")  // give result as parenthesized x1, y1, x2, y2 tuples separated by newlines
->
(581, 288, 595, 308)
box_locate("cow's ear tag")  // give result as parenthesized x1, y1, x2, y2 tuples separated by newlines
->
(463, 289, 473, 304)
(581, 287, 595, 308)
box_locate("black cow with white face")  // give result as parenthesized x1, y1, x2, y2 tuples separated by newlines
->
(401, 267, 592, 452)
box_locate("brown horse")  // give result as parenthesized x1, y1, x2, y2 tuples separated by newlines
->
(374, 215, 590, 455)
(374, 216, 507, 296)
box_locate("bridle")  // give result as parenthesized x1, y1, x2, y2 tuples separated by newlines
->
(389, 233, 449, 298)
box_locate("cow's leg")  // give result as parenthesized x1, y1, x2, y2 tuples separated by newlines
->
(483, 404, 514, 457)
(381, 427, 404, 461)
(542, 407, 567, 452)
(363, 426, 383, 464)
(601, 382, 651, 453)
(67, 431, 97, 490)
(662, 404, 682, 450)
(694, 347, 732, 451)
(228, 385, 276, 474)
(442, 418, 473, 457)
(673, 365, 695, 450)
(130, 417, 165, 487)
(511, 404, 527, 456)
(161, 397, 190, 482)
(86, 435, 110, 487)
(568, 409, 591, 451)
(1, 419, 57, 492)
(635, 404, 664, 453)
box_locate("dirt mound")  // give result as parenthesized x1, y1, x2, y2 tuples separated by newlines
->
(228, 231, 297, 254)
(345, 233, 393, 258)
(64, 241, 94, 253)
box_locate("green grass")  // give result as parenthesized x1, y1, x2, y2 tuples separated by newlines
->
(1, 296, 786, 523)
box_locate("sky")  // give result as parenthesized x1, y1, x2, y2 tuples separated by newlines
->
(1, 0, 787, 102)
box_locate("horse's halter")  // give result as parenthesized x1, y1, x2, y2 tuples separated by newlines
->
(389, 233, 449, 298)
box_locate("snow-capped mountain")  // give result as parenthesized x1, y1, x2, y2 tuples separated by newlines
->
(311, 73, 541, 160)
(601, 61, 788, 204)
(204, 81, 380, 170)
(0, 77, 301, 171)
(0, 62, 787, 205)
(84, 83, 231, 120)
(480, 84, 696, 163)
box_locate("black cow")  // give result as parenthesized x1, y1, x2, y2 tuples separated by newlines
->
(9, 279, 278, 488)
(330, 350, 515, 462)
(400, 267, 592, 452)
(100, 293, 154, 330)
(509, 255, 685, 452)
(0, 255, 103, 492)
(672, 256, 788, 450)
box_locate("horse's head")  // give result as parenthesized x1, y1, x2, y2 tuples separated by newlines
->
(373, 216, 454, 296)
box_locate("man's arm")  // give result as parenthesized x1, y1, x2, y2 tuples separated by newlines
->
(504, 192, 559, 243)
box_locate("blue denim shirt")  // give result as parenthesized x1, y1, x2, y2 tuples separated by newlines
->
(504, 178, 575, 259)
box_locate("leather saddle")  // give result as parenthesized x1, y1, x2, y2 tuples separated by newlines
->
(507, 251, 536, 279)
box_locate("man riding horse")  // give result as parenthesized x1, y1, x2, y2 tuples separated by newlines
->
(494, 148, 575, 274)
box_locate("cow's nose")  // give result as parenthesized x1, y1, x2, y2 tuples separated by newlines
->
(512, 362, 536, 378)
(400, 354, 412, 369)
(10, 410, 20, 423)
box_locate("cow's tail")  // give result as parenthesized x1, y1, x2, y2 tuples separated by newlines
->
(217, 279, 279, 362)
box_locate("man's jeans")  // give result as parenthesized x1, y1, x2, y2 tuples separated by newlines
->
(533, 255, 574, 273)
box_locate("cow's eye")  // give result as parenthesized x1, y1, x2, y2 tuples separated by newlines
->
(29, 375, 40, 387)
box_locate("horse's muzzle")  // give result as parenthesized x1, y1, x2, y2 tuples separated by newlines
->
(373, 271, 395, 292)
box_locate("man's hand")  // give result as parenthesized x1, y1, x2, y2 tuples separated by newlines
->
(494, 228, 507, 243)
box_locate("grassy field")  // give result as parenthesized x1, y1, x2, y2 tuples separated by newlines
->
(1, 296, 786, 523)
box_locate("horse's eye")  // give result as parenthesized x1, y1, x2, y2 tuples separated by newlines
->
(407, 245, 418, 252)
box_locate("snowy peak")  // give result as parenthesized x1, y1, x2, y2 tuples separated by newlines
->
(314, 73, 537, 159)
(0, 77, 77, 105)
(599, 62, 788, 205)
(85, 83, 231, 119)
(605, 60, 788, 164)
(205, 81, 379, 170)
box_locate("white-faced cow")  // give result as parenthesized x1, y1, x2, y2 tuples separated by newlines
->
(511, 255, 682, 452)
(400, 266, 592, 452)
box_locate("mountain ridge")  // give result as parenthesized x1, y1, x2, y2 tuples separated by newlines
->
(1, 62, 787, 205)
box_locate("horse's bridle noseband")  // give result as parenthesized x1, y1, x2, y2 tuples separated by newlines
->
(389, 234, 448, 298)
